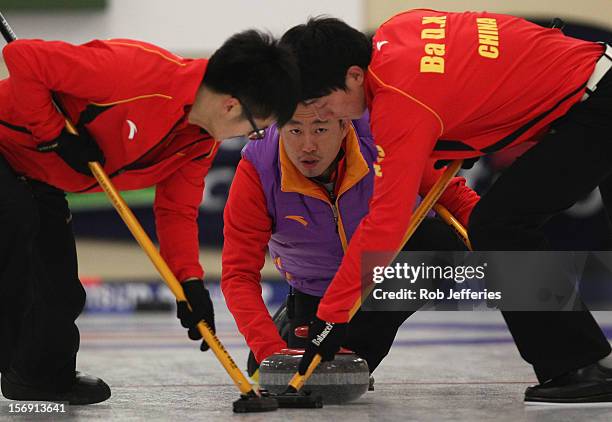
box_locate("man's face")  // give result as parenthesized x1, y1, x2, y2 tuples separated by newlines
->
(280, 104, 348, 178)
(304, 65, 367, 121)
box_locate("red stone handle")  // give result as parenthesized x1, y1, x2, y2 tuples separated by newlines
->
(294, 326, 309, 338)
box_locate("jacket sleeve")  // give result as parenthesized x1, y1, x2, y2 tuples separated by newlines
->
(2, 39, 124, 141)
(154, 158, 211, 282)
(317, 91, 441, 323)
(221, 158, 287, 363)
(420, 164, 480, 228)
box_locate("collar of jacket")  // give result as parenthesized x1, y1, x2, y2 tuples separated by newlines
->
(279, 124, 370, 202)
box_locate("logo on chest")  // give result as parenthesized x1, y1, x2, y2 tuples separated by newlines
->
(126, 120, 138, 140)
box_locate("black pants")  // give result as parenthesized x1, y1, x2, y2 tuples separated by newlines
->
(287, 218, 465, 372)
(469, 66, 612, 383)
(0, 155, 83, 391)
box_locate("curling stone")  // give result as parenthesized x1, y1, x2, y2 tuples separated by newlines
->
(259, 326, 370, 404)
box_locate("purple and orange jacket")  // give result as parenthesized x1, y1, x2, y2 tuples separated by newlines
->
(221, 115, 480, 363)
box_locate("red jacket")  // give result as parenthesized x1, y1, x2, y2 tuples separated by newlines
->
(222, 123, 479, 363)
(316, 10, 604, 322)
(0, 39, 218, 281)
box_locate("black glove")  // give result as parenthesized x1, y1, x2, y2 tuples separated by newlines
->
(176, 279, 216, 351)
(37, 126, 105, 176)
(297, 317, 348, 375)
(247, 351, 259, 378)
(433, 157, 480, 170)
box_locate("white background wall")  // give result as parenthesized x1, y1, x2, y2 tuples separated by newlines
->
(366, 0, 612, 30)
(5, 1, 609, 56)
(2, 0, 366, 56)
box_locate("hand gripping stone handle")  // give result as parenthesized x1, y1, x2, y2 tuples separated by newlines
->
(0, 11, 258, 397)
(287, 160, 465, 392)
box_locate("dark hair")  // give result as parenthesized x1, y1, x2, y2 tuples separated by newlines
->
(203, 30, 300, 127)
(280, 17, 371, 101)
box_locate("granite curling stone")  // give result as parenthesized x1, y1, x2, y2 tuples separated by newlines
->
(259, 327, 370, 404)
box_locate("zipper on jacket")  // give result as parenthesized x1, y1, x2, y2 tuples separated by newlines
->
(329, 194, 340, 234)
(312, 178, 347, 251)
(327, 190, 339, 234)
(328, 188, 350, 252)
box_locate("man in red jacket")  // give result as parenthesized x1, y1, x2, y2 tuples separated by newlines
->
(222, 103, 478, 381)
(281, 11, 612, 404)
(0, 31, 299, 404)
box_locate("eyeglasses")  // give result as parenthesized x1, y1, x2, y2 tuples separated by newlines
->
(237, 98, 266, 141)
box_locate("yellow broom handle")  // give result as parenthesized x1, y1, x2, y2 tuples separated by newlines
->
(287, 161, 464, 391)
(86, 161, 255, 395)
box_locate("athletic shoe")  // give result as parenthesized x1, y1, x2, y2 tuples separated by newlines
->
(1, 370, 111, 405)
(525, 363, 612, 404)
